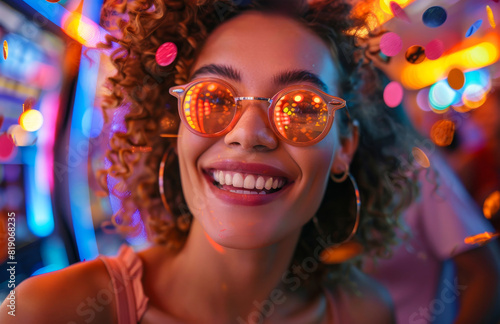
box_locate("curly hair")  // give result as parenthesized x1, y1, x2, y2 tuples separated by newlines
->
(97, 0, 421, 291)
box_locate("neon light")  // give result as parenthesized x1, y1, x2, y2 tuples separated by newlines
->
(402, 37, 499, 89)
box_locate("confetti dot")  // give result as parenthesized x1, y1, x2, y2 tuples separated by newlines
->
(465, 232, 499, 245)
(425, 39, 444, 60)
(383, 81, 404, 108)
(483, 191, 500, 219)
(430, 119, 455, 146)
(156, 42, 177, 67)
(380, 32, 402, 57)
(390, 1, 411, 23)
(3, 40, 7, 60)
(46, 0, 62, 2)
(0, 133, 16, 161)
(466, 20, 482, 37)
(405, 45, 426, 64)
(423, 6, 447, 28)
(412, 147, 430, 168)
(487, 5, 496, 28)
(447, 68, 465, 90)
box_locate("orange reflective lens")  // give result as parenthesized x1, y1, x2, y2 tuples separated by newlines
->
(273, 89, 329, 143)
(181, 81, 236, 134)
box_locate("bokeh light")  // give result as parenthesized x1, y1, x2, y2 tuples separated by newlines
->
(483, 191, 500, 219)
(416, 88, 432, 111)
(429, 80, 458, 110)
(462, 84, 487, 109)
(8, 125, 37, 146)
(430, 119, 455, 146)
(19, 109, 44, 132)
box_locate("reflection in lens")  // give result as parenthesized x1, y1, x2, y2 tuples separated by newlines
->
(183, 82, 236, 134)
(274, 90, 328, 143)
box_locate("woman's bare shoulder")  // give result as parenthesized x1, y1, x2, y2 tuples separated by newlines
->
(0, 258, 116, 324)
(332, 267, 395, 324)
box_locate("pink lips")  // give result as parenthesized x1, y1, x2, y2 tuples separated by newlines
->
(202, 161, 294, 206)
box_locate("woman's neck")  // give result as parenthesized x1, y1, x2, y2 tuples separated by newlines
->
(155, 219, 303, 323)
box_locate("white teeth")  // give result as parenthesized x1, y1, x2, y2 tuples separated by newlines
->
(272, 179, 278, 189)
(256, 176, 265, 190)
(232, 173, 244, 188)
(212, 170, 287, 191)
(244, 175, 256, 189)
(225, 173, 232, 186)
(264, 178, 273, 190)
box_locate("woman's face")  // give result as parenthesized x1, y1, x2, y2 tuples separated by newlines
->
(177, 12, 354, 249)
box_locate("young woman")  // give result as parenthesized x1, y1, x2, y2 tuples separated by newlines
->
(1, 0, 419, 323)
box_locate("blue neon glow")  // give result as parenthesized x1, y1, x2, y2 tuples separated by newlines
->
(24, 164, 54, 237)
(68, 47, 100, 261)
(429, 80, 458, 110)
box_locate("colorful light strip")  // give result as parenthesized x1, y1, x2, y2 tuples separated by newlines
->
(402, 35, 500, 89)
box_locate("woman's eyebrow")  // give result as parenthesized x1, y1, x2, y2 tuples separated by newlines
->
(190, 65, 328, 93)
(190, 64, 241, 81)
(274, 70, 329, 93)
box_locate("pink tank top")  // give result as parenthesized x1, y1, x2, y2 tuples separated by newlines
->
(99, 245, 343, 323)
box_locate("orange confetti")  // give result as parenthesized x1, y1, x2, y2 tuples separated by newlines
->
(447, 68, 465, 90)
(483, 191, 500, 219)
(320, 241, 364, 264)
(430, 119, 455, 147)
(487, 5, 496, 28)
(412, 147, 430, 168)
(464, 232, 499, 245)
(2, 40, 7, 60)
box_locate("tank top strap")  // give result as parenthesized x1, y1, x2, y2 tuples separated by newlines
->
(99, 244, 149, 324)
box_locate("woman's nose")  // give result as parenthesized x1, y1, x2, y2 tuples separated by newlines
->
(224, 101, 278, 151)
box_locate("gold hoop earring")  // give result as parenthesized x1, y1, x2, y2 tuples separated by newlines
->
(159, 147, 176, 214)
(330, 161, 349, 183)
(313, 171, 362, 264)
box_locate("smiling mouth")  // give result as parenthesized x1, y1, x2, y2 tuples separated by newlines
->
(208, 169, 288, 195)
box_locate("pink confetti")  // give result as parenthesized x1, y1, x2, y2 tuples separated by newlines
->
(380, 32, 402, 57)
(383, 81, 404, 108)
(0, 133, 17, 161)
(425, 39, 444, 60)
(390, 2, 411, 23)
(156, 42, 177, 67)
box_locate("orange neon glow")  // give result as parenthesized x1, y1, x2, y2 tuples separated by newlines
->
(61, 12, 101, 47)
(294, 94, 303, 102)
(402, 34, 500, 89)
(483, 191, 500, 219)
(464, 232, 499, 245)
(204, 231, 226, 254)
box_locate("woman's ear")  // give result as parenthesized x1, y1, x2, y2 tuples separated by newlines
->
(331, 120, 359, 174)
